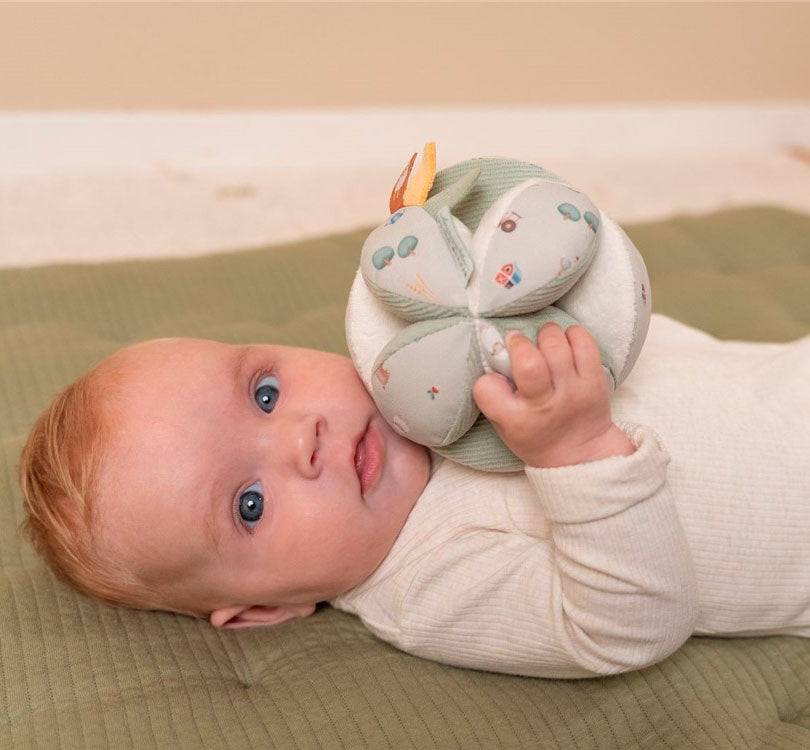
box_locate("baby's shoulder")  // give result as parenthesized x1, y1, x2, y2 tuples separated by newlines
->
(418, 458, 545, 534)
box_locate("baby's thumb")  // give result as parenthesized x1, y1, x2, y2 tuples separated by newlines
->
(472, 372, 516, 424)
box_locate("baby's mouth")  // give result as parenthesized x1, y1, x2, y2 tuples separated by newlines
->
(354, 425, 368, 483)
(354, 421, 384, 496)
(354, 435, 365, 479)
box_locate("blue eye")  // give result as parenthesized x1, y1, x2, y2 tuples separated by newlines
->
(254, 374, 280, 413)
(237, 481, 264, 530)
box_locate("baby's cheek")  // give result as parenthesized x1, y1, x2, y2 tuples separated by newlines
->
(389, 433, 430, 498)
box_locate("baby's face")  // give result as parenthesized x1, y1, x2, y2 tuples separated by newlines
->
(94, 338, 430, 626)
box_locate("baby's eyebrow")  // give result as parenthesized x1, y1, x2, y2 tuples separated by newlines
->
(230, 344, 251, 396)
(204, 508, 224, 561)
(203, 344, 250, 560)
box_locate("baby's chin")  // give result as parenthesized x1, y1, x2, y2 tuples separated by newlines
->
(375, 415, 431, 493)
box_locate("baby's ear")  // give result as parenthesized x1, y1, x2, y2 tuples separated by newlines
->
(209, 603, 316, 629)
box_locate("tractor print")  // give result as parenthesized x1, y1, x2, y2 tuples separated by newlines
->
(499, 211, 522, 233)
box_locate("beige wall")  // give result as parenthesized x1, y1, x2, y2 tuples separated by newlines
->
(1, 2, 808, 110)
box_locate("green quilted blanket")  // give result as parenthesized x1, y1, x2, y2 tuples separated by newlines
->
(2, 207, 809, 748)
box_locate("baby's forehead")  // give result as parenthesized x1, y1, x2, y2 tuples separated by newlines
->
(85, 339, 253, 590)
(92, 338, 239, 478)
(96, 339, 250, 399)
(109, 336, 235, 367)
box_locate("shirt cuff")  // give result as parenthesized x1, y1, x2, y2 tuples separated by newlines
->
(523, 422, 671, 525)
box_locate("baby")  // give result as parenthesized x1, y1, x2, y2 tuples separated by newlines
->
(19, 315, 810, 679)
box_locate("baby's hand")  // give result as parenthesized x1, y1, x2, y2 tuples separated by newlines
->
(472, 323, 635, 468)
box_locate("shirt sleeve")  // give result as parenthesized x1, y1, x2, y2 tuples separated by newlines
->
(391, 422, 700, 679)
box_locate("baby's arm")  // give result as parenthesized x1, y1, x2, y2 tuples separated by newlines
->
(393, 425, 699, 679)
(387, 323, 697, 678)
(472, 322, 635, 468)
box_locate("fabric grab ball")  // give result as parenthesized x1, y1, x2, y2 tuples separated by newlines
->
(348, 147, 652, 471)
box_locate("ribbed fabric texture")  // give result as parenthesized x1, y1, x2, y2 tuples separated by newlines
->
(2, 209, 810, 747)
(332, 314, 810, 678)
(429, 158, 563, 234)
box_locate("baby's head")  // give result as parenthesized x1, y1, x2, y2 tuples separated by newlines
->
(19, 338, 430, 628)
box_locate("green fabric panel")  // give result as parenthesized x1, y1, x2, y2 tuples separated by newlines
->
(428, 157, 563, 233)
(432, 412, 523, 472)
(435, 204, 475, 283)
(423, 166, 482, 226)
(2, 207, 810, 748)
(363, 275, 467, 321)
(373, 315, 468, 366)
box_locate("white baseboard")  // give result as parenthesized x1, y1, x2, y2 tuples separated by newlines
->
(3, 103, 809, 176)
(2, 105, 810, 267)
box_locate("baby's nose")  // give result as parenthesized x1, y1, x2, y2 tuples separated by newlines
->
(287, 414, 324, 478)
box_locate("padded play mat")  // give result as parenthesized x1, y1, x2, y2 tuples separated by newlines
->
(1, 207, 809, 748)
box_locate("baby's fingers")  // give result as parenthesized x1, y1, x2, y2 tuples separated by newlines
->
(566, 325, 603, 380)
(537, 323, 575, 386)
(472, 372, 518, 426)
(505, 331, 553, 401)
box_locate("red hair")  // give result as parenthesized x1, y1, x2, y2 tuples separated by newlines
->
(18, 361, 206, 619)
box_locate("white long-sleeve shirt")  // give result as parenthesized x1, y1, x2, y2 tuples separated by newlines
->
(330, 315, 810, 679)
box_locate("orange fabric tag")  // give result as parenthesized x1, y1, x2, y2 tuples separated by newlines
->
(389, 152, 417, 214)
(403, 142, 437, 207)
(388, 142, 437, 214)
